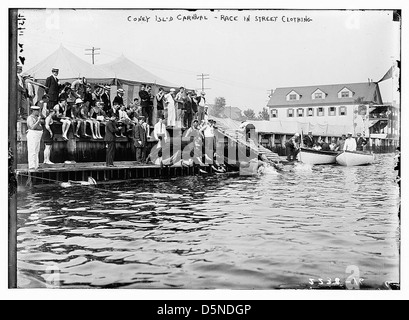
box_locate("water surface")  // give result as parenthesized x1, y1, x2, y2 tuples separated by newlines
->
(17, 154, 400, 289)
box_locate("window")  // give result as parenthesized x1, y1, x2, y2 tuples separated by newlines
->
(339, 106, 347, 116)
(341, 91, 350, 98)
(329, 107, 336, 116)
(315, 93, 323, 99)
(307, 108, 314, 117)
(297, 108, 304, 117)
(271, 109, 278, 118)
(317, 107, 324, 116)
(289, 94, 297, 101)
(288, 109, 294, 117)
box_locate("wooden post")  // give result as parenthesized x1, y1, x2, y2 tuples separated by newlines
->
(9, 9, 18, 288)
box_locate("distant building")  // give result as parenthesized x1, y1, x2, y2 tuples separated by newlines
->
(207, 104, 245, 121)
(259, 81, 399, 153)
(223, 106, 244, 121)
(267, 81, 399, 140)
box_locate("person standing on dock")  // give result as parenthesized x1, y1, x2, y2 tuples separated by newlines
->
(155, 87, 165, 121)
(45, 68, 61, 111)
(105, 115, 121, 167)
(165, 89, 176, 127)
(43, 109, 55, 165)
(133, 116, 148, 164)
(139, 85, 151, 125)
(175, 87, 186, 128)
(344, 132, 357, 152)
(184, 91, 194, 129)
(196, 91, 206, 122)
(26, 106, 43, 170)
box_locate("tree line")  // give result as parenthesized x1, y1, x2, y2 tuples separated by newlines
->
(210, 96, 270, 121)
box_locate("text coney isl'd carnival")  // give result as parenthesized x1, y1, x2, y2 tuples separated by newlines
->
(127, 13, 313, 23)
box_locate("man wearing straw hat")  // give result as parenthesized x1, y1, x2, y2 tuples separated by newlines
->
(26, 105, 43, 170)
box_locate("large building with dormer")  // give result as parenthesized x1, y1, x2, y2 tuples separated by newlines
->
(263, 81, 399, 153)
(267, 82, 392, 136)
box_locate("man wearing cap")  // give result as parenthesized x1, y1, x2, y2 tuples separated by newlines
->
(26, 106, 43, 170)
(139, 84, 151, 125)
(17, 64, 28, 119)
(133, 116, 148, 164)
(197, 91, 206, 122)
(344, 132, 357, 151)
(113, 88, 125, 108)
(356, 133, 367, 151)
(72, 98, 85, 138)
(303, 131, 315, 148)
(101, 85, 111, 114)
(45, 68, 62, 110)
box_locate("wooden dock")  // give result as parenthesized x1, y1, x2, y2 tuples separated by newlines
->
(16, 161, 204, 186)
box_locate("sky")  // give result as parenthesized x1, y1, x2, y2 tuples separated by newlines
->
(18, 8, 400, 113)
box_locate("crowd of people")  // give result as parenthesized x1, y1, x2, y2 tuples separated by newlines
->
(285, 131, 368, 161)
(23, 67, 221, 171)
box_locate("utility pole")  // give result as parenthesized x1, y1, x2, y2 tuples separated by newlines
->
(85, 47, 100, 64)
(197, 73, 210, 93)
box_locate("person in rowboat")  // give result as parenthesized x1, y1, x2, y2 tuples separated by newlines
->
(356, 133, 367, 152)
(303, 131, 315, 148)
(343, 132, 357, 151)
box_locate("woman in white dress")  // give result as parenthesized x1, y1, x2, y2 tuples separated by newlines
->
(165, 88, 176, 127)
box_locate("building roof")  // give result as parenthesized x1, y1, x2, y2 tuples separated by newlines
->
(267, 82, 382, 108)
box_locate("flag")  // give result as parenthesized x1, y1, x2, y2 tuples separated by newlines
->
(378, 66, 393, 83)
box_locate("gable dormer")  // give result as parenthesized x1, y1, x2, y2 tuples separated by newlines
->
(338, 87, 354, 99)
(286, 90, 301, 102)
(311, 88, 326, 100)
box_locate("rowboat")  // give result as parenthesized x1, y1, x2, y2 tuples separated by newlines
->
(336, 151, 375, 166)
(298, 147, 339, 165)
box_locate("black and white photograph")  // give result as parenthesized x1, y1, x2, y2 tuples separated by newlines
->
(5, 2, 406, 300)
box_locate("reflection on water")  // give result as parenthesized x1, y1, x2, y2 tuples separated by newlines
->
(17, 154, 400, 289)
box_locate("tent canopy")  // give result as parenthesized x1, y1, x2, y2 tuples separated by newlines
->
(23, 45, 176, 89)
(23, 45, 109, 82)
(99, 55, 176, 88)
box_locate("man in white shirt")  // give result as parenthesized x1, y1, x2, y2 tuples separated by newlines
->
(201, 119, 216, 164)
(344, 132, 357, 151)
(153, 115, 169, 148)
